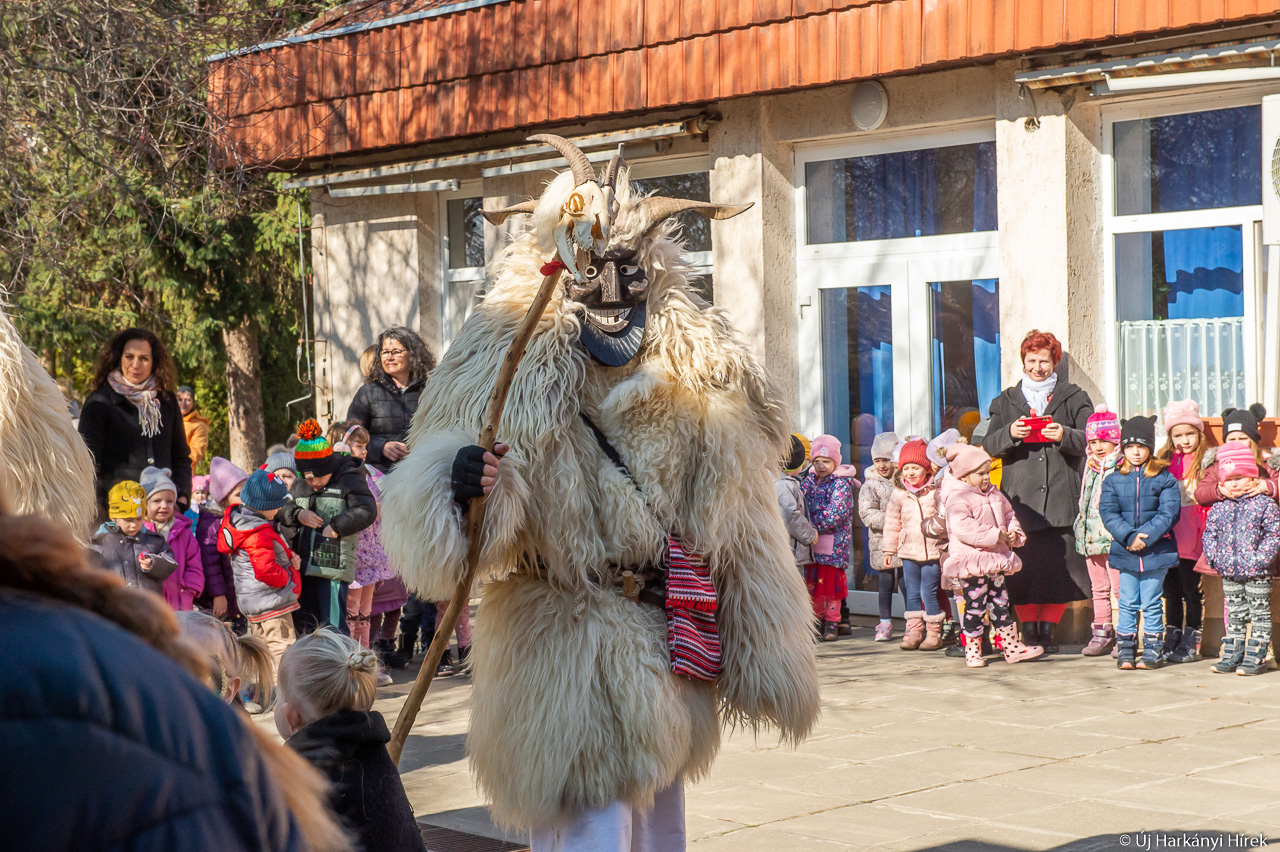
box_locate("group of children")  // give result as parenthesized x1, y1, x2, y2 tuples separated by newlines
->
(782, 399, 1280, 674)
(91, 416, 473, 700)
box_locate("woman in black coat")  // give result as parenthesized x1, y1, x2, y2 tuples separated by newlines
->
(346, 326, 435, 471)
(78, 328, 192, 515)
(982, 330, 1094, 653)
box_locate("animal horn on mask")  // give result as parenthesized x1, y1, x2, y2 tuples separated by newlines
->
(528, 133, 596, 186)
(522, 133, 612, 282)
(481, 200, 538, 226)
(633, 198, 754, 237)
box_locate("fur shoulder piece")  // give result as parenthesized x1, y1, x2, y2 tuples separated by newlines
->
(1203, 447, 1217, 466)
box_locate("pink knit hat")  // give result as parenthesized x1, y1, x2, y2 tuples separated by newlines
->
(1086, 406, 1121, 443)
(1217, 442, 1258, 480)
(1162, 399, 1204, 435)
(946, 443, 992, 479)
(810, 434, 842, 467)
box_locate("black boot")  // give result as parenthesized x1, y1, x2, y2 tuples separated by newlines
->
(456, 645, 471, 676)
(436, 648, 457, 678)
(1038, 622, 1060, 655)
(394, 632, 416, 669)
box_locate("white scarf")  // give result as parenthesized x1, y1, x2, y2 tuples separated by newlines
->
(1020, 372, 1058, 416)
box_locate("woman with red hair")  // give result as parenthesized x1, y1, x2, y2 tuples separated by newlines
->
(981, 330, 1095, 653)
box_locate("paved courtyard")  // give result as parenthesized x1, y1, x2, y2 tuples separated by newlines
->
(357, 618, 1280, 851)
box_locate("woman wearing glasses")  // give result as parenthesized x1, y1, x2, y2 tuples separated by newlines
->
(346, 327, 436, 472)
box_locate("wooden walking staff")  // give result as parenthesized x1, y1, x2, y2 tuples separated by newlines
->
(388, 264, 564, 765)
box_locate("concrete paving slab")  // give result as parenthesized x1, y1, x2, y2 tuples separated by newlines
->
(339, 622, 1280, 850)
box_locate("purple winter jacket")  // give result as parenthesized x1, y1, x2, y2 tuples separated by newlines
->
(194, 508, 240, 617)
(149, 514, 204, 612)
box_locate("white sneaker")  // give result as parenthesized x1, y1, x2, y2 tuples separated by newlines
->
(376, 669, 393, 687)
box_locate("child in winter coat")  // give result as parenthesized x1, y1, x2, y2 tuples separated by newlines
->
(940, 444, 1043, 667)
(277, 420, 377, 636)
(1098, 416, 1182, 671)
(186, 475, 210, 522)
(91, 480, 178, 597)
(883, 439, 946, 651)
(800, 434, 856, 642)
(777, 433, 818, 571)
(177, 610, 277, 710)
(1073, 408, 1122, 656)
(1195, 405, 1280, 507)
(1201, 442, 1280, 676)
(141, 466, 204, 612)
(858, 431, 900, 642)
(194, 457, 250, 626)
(277, 630, 426, 852)
(1155, 400, 1210, 663)
(219, 469, 303, 668)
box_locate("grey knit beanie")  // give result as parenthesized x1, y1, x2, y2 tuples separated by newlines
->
(139, 466, 178, 499)
(264, 450, 297, 475)
(870, 431, 899, 461)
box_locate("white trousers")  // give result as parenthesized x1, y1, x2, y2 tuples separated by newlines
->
(530, 779, 685, 852)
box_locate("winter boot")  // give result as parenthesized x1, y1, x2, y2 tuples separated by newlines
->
(1137, 632, 1165, 670)
(900, 612, 926, 650)
(456, 645, 472, 676)
(940, 618, 959, 647)
(1162, 627, 1184, 663)
(919, 613, 946, 651)
(1081, 623, 1115, 657)
(993, 623, 1044, 664)
(1115, 633, 1138, 670)
(1037, 622, 1060, 654)
(821, 620, 839, 642)
(945, 636, 967, 658)
(436, 648, 457, 677)
(396, 632, 416, 666)
(1237, 637, 1269, 676)
(964, 633, 988, 668)
(1211, 636, 1245, 674)
(1169, 628, 1202, 664)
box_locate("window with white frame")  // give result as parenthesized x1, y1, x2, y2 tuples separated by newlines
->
(626, 156, 713, 301)
(1106, 101, 1263, 419)
(441, 186, 486, 348)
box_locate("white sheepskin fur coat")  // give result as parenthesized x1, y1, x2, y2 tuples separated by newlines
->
(380, 170, 820, 832)
(0, 306, 96, 540)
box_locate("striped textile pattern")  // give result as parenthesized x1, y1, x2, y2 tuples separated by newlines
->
(665, 537, 721, 682)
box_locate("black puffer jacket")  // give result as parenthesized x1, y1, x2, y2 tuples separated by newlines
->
(0, 589, 307, 851)
(78, 385, 193, 512)
(288, 710, 426, 852)
(346, 378, 424, 470)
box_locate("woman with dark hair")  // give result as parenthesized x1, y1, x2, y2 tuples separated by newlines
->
(78, 328, 193, 515)
(346, 327, 435, 471)
(982, 330, 1095, 653)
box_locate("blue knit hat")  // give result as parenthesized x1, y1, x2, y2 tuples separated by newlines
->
(240, 469, 288, 512)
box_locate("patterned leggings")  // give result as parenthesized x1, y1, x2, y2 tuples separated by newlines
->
(960, 574, 1015, 636)
(1223, 578, 1273, 643)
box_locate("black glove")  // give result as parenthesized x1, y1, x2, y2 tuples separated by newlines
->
(451, 445, 489, 508)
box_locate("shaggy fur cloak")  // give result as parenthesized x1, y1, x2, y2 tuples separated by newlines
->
(0, 306, 96, 541)
(380, 171, 820, 831)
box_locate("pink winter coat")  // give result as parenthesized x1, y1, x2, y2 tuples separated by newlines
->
(883, 480, 944, 562)
(942, 481, 1026, 581)
(150, 513, 205, 611)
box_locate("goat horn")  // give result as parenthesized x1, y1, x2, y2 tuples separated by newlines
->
(602, 146, 627, 189)
(635, 198, 754, 234)
(481, 200, 538, 226)
(528, 134, 596, 186)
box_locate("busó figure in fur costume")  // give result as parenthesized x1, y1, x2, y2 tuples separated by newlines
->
(0, 304, 96, 540)
(380, 137, 820, 850)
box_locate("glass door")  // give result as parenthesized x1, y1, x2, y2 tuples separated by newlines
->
(796, 128, 1002, 616)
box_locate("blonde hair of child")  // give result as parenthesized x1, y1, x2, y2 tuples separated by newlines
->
(279, 628, 379, 719)
(1155, 427, 1208, 485)
(177, 610, 276, 705)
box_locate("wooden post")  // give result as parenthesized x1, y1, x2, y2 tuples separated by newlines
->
(387, 268, 562, 766)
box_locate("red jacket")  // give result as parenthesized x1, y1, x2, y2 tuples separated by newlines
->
(217, 507, 301, 621)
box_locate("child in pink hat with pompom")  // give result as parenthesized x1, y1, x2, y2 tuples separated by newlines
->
(1073, 407, 1123, 657)
(800, 434, 857, 642)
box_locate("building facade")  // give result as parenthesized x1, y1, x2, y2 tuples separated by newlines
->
(215, 0, 1280, 621)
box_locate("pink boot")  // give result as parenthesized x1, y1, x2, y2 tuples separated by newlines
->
(964, 632, 987, 668)
(994, 623, 1044, 664)
(900, 612, 926, 650)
